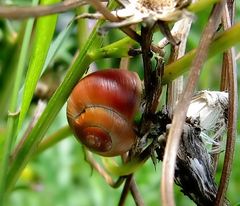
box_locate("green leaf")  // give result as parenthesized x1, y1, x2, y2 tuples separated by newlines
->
(42, 21, 74, 72)
(6, 0, 118, 192)
(17, 0, 60, 131)
(0, 0, 39, 204)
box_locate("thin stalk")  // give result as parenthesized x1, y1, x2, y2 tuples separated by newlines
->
(6, 0, 116, 193)
(88, 37, 137, 60)
(118, 175, 133, 206)
(0, 0, 86, 19)
(0, 0, 222, 19)
(215, 3, 238, 205)
(76, 6, 89, 50)
(35, 125, 71, 155)
(85, 151, 125, 188)
(162, 21, 240, 85)
(0, 0, 38, 203)
(215, 48, 237, 206)
(129, 177, 144, 206)
(161, 2, 225, 206)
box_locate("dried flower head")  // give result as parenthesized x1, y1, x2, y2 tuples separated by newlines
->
(107, 0, 192, 27)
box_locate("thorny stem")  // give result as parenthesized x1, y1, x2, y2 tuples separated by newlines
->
(214, 2, 237, 205)
(161, 2, 226, 206)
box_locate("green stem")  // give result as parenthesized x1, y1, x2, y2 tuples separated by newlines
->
(17, 0, 60, 131)
(0, 0, 38, 203)
(6, 0, 118, 193)
(35, 125, 71, 155)
(88, 37, 137, 60)
(162, 22, 240, 84)
(188, 0, 220, 13)
(76, 6, 89, 50)
(4, 2, 240, 192)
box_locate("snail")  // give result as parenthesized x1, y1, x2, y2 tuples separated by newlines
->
(67, 69, 142, 156)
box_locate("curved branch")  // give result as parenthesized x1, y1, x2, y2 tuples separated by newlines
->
(161, 1, 226, 206)
(214, 2, 238, 205)
(0, 0, 86, 19)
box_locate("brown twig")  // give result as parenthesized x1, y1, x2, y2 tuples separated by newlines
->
(212, 0, 234, 174)
(214, 2, 238, 205)
(118, 174, 144, 206)
(161, 1, 226, 206)
(141, 23, 156, 99)
(85, 150, 124, 188)
(139, 23, 165, 139)
(85, 0, 141, 43)
(118, 175, 132, 206)
(0, 0, 86, 19)
(129, 177, 144, 206)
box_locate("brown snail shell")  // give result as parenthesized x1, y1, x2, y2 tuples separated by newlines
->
(67, 69, 142, 156)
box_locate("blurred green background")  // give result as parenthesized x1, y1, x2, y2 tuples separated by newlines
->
(0, 0, 239, 205)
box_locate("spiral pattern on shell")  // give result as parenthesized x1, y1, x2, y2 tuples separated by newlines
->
(67, 69, 142, 156)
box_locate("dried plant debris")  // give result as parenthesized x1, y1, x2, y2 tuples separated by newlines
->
(146, 91, 228, 205)
(108, 0, 192, 27)
(187, 91, 228, 153)
(81, 0, 192, 28)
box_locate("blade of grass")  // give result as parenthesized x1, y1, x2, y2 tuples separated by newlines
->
(42, 21, 74, 72)
(0, 0, 39, 204)
(17, 0, 60, 132)
(0, 21, 18, 116)
(6, 0, 118, 192)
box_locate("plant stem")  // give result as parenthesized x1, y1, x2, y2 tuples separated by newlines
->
(17, 0, 60, 131)
(76, 6, 89, 50)
(88, 37, 137, 60)
(161, 2, 225, 206)
(162, 22, 240, 84)
(188, 0, 220, 13)
(0, 1, 38, 204)
(6, 0, 117, 193)
(35, 125, 71, 155)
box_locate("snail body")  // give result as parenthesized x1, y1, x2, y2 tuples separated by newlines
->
(67, 69, 142, 156)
